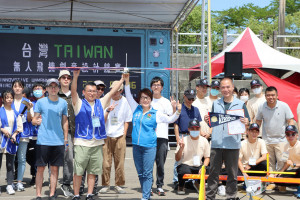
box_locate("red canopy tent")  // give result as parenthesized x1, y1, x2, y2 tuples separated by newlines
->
(189, 27, 300, 80)
(189, 27, 300, 121)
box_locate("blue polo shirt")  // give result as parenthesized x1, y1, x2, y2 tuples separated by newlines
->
(175, 103, 202, 133)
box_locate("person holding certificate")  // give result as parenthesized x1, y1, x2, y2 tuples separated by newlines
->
(204, 78, 250, 200)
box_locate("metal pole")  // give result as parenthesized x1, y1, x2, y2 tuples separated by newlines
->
(207, 0, 212, 83)
(170, 30, 174, 96)
(278, 0, 286, 52)
(223, 29, 227, 50)
(201, 0, 205, 79)
(176, 30, 179, 101)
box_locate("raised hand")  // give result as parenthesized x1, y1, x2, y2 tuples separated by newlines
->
(122, 73, 130, 85)
(108, 101, 118, 112)
(179, 135, 185, 149)
(176, 101, 182, 113)
(73, 69, 80, 77)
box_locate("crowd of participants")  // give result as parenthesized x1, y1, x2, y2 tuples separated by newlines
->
(0, 70, 299, 200)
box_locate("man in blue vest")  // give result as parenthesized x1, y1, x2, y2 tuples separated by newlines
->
(71, 70, 124, 200)
(204, 78, 250, 200)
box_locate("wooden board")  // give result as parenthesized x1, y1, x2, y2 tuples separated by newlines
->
(183, 174, 300, 184)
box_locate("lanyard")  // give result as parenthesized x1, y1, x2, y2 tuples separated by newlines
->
(248, 139, 258, 157)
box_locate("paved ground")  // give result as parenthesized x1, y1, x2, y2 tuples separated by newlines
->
(0, 147, 299, 199)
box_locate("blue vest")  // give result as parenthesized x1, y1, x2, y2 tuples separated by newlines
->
(0, 107, 20, 154)
(75, 98, 106, 140)
(211, 97, 245, 149)
(132, 105, 157, 147)
(30, 100, 38, 137)
(12, 97, 31, 138)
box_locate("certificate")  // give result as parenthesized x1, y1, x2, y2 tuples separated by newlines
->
(226, 109, 245, 135)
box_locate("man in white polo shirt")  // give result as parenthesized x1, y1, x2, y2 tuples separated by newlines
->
(256, 86, 294, 190)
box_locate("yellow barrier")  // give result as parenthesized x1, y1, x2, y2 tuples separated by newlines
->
(199, 165, 206, 200)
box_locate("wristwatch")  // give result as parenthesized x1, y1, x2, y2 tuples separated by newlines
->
(293, 163, 297, 168)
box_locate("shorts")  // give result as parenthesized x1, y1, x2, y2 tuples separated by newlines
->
(35, 145, 64, 167)
(74, 145, 103, 176)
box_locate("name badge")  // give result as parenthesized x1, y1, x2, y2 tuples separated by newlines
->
(92, 116, 101, 128)
(249, 157, 256, 166)
(282, 151, 289, 162)
(111, 116, 118, 125)
(22, 115, 26, 123)
(193, 155, 200, 166)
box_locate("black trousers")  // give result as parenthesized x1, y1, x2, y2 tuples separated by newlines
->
(155, 138, 168, 188)
(26, 139, 37, 176)
(237, 160, 267, 177)
(177, 164, 209, 188)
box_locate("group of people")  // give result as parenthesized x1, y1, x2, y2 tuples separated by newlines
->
(0, 71, 300, 200)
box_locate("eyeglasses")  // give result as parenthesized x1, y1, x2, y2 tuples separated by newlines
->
(152, 84, 162, 88)
(97, 86, 105, 91)
(140, 96, 151, 101)
(286, 133, 297, 137)
(61, 76, 71, 80)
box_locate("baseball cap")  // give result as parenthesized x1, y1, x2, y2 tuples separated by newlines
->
(46, 78, 59, 87)
(184, 89, 196, 99)
(285, 125, 298, 133)
(188, 119, 201, 128)
(250, 79, 262, 88)
(196, 79, 209, 87)
(94, 80, 106, 87)
(211, 80, 220, 88)
(58, 70, 71, 79)
(109, 81, 124, 91)
(249, 123, 260, 131)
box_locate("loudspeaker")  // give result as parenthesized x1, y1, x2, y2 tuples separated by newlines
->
(224, 52, 243, 79)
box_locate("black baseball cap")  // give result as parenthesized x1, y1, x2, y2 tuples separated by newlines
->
(196, 79, 209, 87)
(250, 79, 262, 88)
(184, 89, 196, 99)
(211, 80, 220, 88)
(249, 123, 260, 131)
(188, 119, 200, 128)
(285, 125, 298, 133)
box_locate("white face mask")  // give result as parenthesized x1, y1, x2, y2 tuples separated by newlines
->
(240, 95, 249, 102)
(252, 87, 262, 95)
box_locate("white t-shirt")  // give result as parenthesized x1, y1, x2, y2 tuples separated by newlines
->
(192, 97, 211, 134)
(239, 138, 268, 167)
(73, 94, 104, 147)
(175, 136, 210, 166)
(151, 96, 173, 139)
(205, 96, 219, 110)
(105, 96, 132, 138)
(283, 141, 300, 168)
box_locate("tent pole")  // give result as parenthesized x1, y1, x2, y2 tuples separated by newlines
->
(201, 0, 205, 79)
(176, 29, 179, 101)
(207, 0, 212, 83)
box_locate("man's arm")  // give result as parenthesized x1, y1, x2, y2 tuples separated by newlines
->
(175, 136, 184, 161)
(123, 122, 130, 138)
(101, 77, 125, 110)
(32, 112, 41, 126)
(256, 119, 262, 127)
(287, 118, 294, 125)
(71, 70, 80, 106)
(174, 123, 180, 144)
(203, 157, 210, 167)
(62, 115, 68, 143)
(256, 153, 267, 165)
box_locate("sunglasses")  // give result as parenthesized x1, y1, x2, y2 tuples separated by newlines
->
(61, 76, 71, 80)
(97, 86, 105, 91)
(286, 132, 297, 137)
(188, 98, 195, 101)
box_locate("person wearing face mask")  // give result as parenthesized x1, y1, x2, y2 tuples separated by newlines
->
(206, 80, 220, 109)
(175, 119, 210, 195)
(26, 82, 46, 187)
(247, 79, 266, 133)
(238, 88, 250, 105)
(173, 89, 202, 188)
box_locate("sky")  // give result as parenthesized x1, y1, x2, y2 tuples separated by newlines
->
(211, 0, 272, 11)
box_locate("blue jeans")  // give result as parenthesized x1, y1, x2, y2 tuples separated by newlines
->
(17, 141, 28, 181)
(133, 145, 156, 200)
